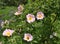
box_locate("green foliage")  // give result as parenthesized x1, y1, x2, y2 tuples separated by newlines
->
(0, 0, 27, 6)
(0, 0, 60, 44)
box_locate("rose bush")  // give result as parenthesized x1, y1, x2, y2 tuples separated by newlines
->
(0, 0, 60, 44)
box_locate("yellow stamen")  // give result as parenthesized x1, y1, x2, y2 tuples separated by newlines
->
(37, 14, 42, 18)
(26, 36, 29, 40)
(6, 32, 10, 37)
(28, 17, 32, 20)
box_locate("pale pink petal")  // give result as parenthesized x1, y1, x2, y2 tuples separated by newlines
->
(23, 33, 33, 42)
(26, 14, 35, 23)
(14, 11, 22, 15)
(2, 29, 14, 37)
(36, 12, 44, 20)
(18, 5, 24, 12)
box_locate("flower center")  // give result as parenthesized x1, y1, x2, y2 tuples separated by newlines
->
(26, 36, 29, 40)
(28, 17, 32, 20)
(38, 14, 43, 18)
(6, 32, 10, 36)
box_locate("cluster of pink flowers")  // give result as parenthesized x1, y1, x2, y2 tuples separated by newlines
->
(14, 5, 44, 23)
(1, 5, 57, 43)
(26, 12, 44, 23)
(2, 5, 45, 42)
(2, 29, 33, 42)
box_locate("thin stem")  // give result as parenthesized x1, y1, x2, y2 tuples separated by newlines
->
(52, 14, 57, 24)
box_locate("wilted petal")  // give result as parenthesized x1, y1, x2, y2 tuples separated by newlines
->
(53, 32, 57, 36)
(50, 35, 53, 38)
(5, 20, 9, 24)
(14, 11, 22, 15)
(18, 5, 24, 12)
(0, 41, 2, 44)
(1, 21, 5, 28)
